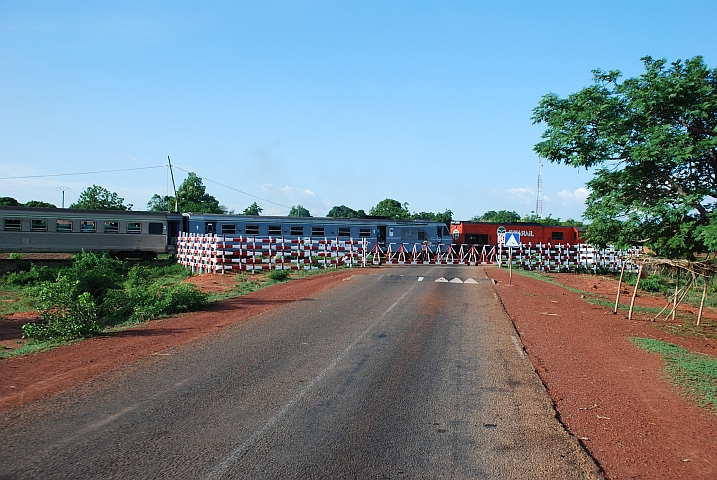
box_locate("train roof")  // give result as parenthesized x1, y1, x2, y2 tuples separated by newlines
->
(183, 212, 445, 226)
(0, 205, 183, 219)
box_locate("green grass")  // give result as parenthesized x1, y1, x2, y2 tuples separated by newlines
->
(630, 337, 717, 414)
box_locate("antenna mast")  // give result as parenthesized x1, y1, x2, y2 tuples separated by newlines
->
(167, 156, 178, 212)
(536, 158, 543, 217)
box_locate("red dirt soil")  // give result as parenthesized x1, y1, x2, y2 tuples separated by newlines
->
(1, 267, 716, 480)
(486, 268, 716, 480)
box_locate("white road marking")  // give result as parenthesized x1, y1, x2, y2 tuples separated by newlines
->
(464, 278, 478, 284)
(449, 278, 463, 283)
(417, 276, 424, 281)
(511, 336, 525, 358)
(204, 283, 419, 480)
(435, 277, 448, 282)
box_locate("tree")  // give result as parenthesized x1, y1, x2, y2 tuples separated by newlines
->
(70, 185, 131, 210)
(288, 205, 311, 217)
(0, 197, 21, 206)
(369, 199, 410, 220)
(326, 205, 366, 218)
(412, 210, 453, 227)
(533, 56, 717, 258)
(243, 202, 263, 215)
(147, 172, 227, 213)
(24, 200, 57, 208)
(471, 210, 521, 223)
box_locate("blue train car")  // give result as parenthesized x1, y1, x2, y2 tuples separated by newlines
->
(181, 213, 451, 251)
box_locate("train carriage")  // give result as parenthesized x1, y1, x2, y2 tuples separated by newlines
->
(449, 221, 583, 246)
(0, 206, 182, 258)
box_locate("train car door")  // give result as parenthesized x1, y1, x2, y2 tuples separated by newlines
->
(167, 220, 180, 245)
(377, 226, 386, 246)
(205, 222, 216, 234)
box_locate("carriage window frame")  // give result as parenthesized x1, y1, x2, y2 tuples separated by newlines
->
(245, 225, 260, 235)
(127, 222, 141, 234)
(359, 228, 371, 238)
(551, 231, 564, 241)
(338, 227, 351, 237)
(221, 224, 236, 235)
(4, 219, 22, 231)
(290, 226, 304, 236)
(104, 221, 119, 233)
(31, 219, 48, 232)
(80, 221, 96, 233)
(56, 219, 72, 232)
(268, 225, 282, 236)
(311, 226, 325, 237)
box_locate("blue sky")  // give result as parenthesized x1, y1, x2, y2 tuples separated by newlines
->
(1, 1, 715, 220)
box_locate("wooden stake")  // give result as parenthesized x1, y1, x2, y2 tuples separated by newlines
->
(672, 270, 680, 321)
(697, 275, 708, 327)
(628, 265, 642, 320)
(614, 258, 626, 314)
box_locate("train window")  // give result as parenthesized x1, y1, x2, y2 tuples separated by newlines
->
(338, 227, 351, 237)
(148, 223, 163, 235)
(359, 228, 371, 237)
(104, 221, 119, 233)
(418, 231, 426, 241)
(290, 226, 304, 236)
(56, 219, 72, 232)
(246, 225, 260, 235)
(551, 231, 564, 241)
(4, 219, 21, 231)
(311, 227, 325, 236)
(221, 224, 236, 235)
(31, 219, 48, 232)
(127, 222, 141, 234)
(268, 225, 282, 236)
(80, 221, 96, 233)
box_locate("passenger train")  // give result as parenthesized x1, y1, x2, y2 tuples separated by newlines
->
(0, 206, 451, 258)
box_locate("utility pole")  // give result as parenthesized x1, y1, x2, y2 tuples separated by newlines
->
(535, 158, 543, 217)
(57, 186, 71, 208)
(167, 156, 178, 212)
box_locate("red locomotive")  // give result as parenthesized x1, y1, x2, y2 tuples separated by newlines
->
(449, 221, 584, 246)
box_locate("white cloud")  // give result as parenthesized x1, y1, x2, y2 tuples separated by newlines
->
(258, 183, 332, 216)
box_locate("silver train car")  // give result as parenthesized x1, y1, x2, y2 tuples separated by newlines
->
(0, 206, 182, 258)
(0, 206, 452, 257)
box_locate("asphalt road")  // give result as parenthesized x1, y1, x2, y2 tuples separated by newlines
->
(0, 266, 598, 479)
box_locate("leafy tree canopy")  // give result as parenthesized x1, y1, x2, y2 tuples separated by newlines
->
(369, 199, 411, 220)
(411, 210, 453, 227)
(70, 185, 132, 210)
(288, 205, 311, 217)
(326, 205, 366, 218)
(147, 172, 227, 214)
(471, 210, 521, 223)
(24, 200, 57, 208)
(243, 202, 263, 215)
(0, 197, 21, 206)
(533, 55, 717, 258)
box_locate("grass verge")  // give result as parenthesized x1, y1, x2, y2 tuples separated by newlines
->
(630, 337, 717, 414)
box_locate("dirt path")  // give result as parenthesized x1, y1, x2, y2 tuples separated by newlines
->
(486, 267, 716, 480)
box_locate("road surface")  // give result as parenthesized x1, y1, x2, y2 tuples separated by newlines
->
(0, 266, 597, 479)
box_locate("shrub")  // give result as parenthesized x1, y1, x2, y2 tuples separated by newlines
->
(268, 269, 290, 282)
(8, 253, 22, 260)
(63, 251, 125, 302)
(639, 274, 664, 293)
(101, 282, 207, 324)
(22, 276, 98, 340)
(4, 264, 58, 286)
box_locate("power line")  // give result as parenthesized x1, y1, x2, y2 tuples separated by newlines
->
(172, 166, 292, 210)
(0, 165, 166, 180)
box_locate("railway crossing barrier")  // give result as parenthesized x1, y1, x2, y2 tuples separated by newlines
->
(177, 233, 641, 274)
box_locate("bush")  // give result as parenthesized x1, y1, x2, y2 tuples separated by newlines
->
(268, 269, 290, 282)
(4, 264, 58, 286)
(101, 282, 207, 324)
(639, 274, 664, 293)
(63, 251, 125, 302)
(22, 276, 98, 340)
